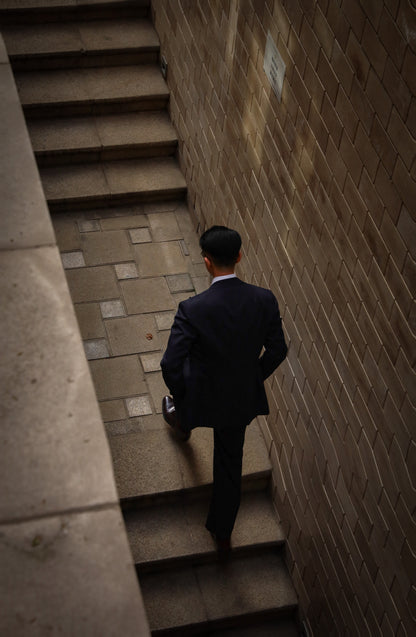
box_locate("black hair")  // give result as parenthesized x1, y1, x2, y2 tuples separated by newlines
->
(199, 225, 242, 268)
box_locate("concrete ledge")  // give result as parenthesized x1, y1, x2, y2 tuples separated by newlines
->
(0, 34, 150, 635)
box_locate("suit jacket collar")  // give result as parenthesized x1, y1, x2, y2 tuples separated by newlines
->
(208, 276, 243, 290)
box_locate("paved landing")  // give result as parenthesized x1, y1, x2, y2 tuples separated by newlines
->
(52, 200, 209, 441)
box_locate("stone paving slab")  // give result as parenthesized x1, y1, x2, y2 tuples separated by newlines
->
(66, 264, 119, 302)
(51, 203, 206, 432)
(100, 398, 127, 423)
(0, 507, 149, 636)
(100, 211, 147, 230)
(52, 213, 82, 250)
(146, 371, 168, 414)
(81, 228, 133, 265)
(106, 314, 160, 356)
(120, 277, 176, 313)
(135, 240, 187, 276)
(89, 355, 147, 400)
(74, 302, 105, 338)
(175, 202, 206, 263)
(148, 210, 182, 241)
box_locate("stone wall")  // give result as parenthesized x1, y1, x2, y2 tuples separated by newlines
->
(151, 1, 415, 634)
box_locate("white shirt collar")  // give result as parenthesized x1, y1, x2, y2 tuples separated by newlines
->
(211, 273, 237, 286)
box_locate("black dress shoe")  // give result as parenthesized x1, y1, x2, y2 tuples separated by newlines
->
(162, 396, 190, 441)
(209, 531, 231, 557)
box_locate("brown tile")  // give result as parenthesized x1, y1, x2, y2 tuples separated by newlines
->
(393, 156, 416, 215)
(350, 77, 374, 134)
(343, 0, 366, 40)
(383, 57, 411, 122)
(375, 161, 402, 223)
(362, 20, 387, 80)
(316, 48, 339, 104)
(358, 168, 384, 227)
(379, 7, 407, 72)
(330, 40, 354, 94)
(366, 68, 392, 128)
(312, 5, 335, 60)
(388, 108, 414, 171)
(401, 43, 416, 97)
(321, 93, 343, 147)
(339, 129, 362, 186)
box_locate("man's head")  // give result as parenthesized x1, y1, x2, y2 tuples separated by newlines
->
(199, 226, 242, 272)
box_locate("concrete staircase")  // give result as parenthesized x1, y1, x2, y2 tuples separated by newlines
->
(2, 0, 186, 211)
(1, 1, 300, 634)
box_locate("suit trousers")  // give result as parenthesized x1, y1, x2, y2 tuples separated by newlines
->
(205, 424, 247, 539)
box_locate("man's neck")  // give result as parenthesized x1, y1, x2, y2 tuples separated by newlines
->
(211, 266, 235, 278)
(211, 273, 237, 286)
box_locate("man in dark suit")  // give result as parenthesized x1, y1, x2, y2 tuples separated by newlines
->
(161, 225, 287, 553)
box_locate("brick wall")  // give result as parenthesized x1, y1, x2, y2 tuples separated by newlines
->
(151, 1, 415, 634)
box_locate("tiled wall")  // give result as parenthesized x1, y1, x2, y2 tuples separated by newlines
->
(151, 1, 415, 634)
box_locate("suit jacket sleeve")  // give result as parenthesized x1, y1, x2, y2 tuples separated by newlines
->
(160, 301, 197, 400)
(259, 293, 288, 380)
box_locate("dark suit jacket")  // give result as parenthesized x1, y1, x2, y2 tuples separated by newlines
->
(160, 277, 287, 430)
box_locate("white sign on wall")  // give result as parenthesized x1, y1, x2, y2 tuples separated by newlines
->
(263, 31, 286, 102)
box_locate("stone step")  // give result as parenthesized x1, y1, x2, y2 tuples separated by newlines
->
(0, 0, 149, 24)
(14, 65, 169, 117)
(125, 491, 285, 573)
(3, 18, 159, 69)
(40, 157, 187, 211)
(28, 112, 178, 165)
(109, 424, 272, 505)
(204, 619, 300, 637)
(139, 549, 298, 635)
